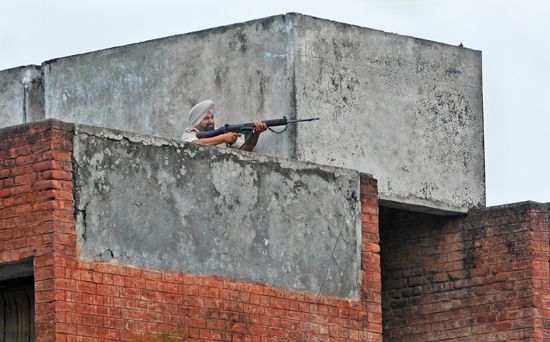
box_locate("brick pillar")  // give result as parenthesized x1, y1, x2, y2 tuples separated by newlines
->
(528, 204, 550, 340)
(0, 120, 74, 342)
(360, 174, 382, 341)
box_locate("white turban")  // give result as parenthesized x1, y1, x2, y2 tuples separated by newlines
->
(188, 100, 215, 128)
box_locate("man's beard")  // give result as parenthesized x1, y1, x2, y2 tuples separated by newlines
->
(197, 123, 215, 131)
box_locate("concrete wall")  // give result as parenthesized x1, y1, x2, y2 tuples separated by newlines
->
(0, 65, 43, 127)
(43, 15, 295, 156)
(292, 15, 485, 213)
(0, 13, 485, 213)
(73, 124, 362, 299)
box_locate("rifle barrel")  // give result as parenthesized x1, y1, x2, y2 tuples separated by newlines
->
(285, 117, 320, 124)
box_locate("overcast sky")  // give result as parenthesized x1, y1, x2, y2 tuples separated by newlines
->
(1, 0, 548, 206)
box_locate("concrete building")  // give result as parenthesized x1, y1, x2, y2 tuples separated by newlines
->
(0, 13, 548, 342)
(0, 13, 484, 215)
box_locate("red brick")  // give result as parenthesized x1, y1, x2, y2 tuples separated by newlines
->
(0, 169, 10, 179)
(118, 330, 142, 341)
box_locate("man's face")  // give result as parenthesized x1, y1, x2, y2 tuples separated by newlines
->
(196, 112, 215, 131)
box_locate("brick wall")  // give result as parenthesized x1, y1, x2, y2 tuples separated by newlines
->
(0, 120, 74, 341)
(380, 202, 549, 341)
(0, 121, 382, 341)
(3, 121, 550, 342)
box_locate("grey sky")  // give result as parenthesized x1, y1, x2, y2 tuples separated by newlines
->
(1, 0, 548, 206)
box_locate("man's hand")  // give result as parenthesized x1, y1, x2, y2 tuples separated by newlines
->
(254, 121, 267, 134)
(239, 122, 267, 152)
(223, 132, 241, 144)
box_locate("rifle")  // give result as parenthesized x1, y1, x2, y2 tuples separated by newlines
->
(195, 116, 319, 139)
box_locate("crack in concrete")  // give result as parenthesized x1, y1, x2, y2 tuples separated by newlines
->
(75, 203, 88, 242)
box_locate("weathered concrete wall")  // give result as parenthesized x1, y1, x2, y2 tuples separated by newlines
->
(0, 65, 44, 127)
(0, 13, 485, 213)
(43, 15, 296, 156)
(292, 15, 485, 213)
(73, 124, 362, 299)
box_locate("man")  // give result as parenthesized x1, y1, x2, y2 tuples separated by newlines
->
(181, 100, 267, 152)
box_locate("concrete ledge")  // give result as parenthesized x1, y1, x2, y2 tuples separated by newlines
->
(379, 197, 468, 216)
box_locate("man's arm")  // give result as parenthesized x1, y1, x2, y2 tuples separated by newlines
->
(194, 132, 240, 146)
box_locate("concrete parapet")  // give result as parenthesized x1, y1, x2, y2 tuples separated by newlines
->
(73, 123, 363, 299)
